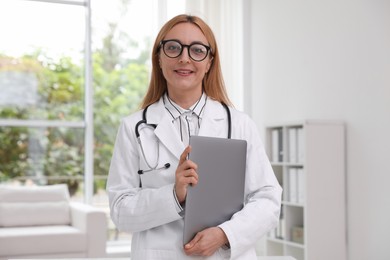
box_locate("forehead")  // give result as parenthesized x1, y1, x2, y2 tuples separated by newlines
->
(165, 22, 208, 44)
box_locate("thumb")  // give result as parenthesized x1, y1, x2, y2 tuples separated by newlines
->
(179, 145, 191, 165)
(185, 233, 201, 249)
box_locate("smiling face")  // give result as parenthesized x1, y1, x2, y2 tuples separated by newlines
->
(159, 22, 212, 107)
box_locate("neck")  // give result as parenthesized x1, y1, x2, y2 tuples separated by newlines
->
(168, 90, 203, 109)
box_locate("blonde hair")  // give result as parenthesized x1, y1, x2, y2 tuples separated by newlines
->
(140, 14, 232, 108)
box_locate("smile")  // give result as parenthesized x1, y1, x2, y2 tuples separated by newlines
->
(175, 69, 193, 76)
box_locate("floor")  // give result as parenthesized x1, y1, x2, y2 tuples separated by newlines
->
(105, 242, 296, 260)
(106, 240, 131, 258)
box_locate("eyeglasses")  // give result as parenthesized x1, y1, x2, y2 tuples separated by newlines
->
(159, 40, 212, 62)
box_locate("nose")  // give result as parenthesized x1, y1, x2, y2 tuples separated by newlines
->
(179, 46, 191, 63)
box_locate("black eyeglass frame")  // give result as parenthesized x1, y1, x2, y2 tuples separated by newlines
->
(159, 39, 212, 62)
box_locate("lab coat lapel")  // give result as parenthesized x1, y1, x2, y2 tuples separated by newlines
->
(146, 99, 185, 160)
(198, 99, 228, 138)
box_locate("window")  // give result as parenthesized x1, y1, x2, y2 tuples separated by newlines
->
(0, 1, 86, 194)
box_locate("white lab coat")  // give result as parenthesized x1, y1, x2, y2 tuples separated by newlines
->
(107, 97, 282, 260)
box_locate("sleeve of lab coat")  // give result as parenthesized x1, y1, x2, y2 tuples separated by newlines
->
(106, 116, 182, 233)
(218, 113, 282, 259)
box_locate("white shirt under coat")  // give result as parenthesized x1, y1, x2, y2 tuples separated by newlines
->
(106, 96, 282, 260)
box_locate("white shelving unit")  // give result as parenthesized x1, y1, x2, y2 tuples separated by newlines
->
(265, 121, 347, 260)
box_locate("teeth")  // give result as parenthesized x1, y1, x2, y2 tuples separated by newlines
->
(177, 70, 191, 74)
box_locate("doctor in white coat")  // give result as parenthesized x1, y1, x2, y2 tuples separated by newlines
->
(107, 14, 282, 260)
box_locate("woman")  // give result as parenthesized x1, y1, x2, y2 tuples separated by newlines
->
(107, 14, 282, 259)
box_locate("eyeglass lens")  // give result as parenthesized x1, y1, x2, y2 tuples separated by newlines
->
(163, 40, 209, 61)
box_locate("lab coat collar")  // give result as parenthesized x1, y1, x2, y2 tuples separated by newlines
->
(144, 97, 229, 159)
(198, 98, 229, 138)
(146, 99, 185, 160)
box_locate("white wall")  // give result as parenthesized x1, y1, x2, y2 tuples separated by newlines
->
(248, 0, 390, 260)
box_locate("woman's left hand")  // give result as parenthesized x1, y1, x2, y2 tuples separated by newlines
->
(175, 146, 198, 203)
(183, 227, 229, 257)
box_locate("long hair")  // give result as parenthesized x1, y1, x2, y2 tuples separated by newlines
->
(140, 14, 232, 108)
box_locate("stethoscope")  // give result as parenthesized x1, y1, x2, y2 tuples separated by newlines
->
(135, 102, 231, 176)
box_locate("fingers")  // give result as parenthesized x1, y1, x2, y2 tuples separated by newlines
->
(179, 145, 191, 165)
(184, 228, 228, 257)
(175, 167, 198, 203)
(175, 146, 198, 203)
(177, 160, 198, 175)
(181, 168, 198, 179)
(184, 233, 203, 256)
(177, 145, 198, 177)
(184, 232, 201, 250)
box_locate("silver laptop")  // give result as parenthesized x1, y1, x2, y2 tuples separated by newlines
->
(183, 135, 247, 245)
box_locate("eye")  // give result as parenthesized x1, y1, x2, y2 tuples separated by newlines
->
(164, 42, 181, 53)
(191, 45, 207, 54)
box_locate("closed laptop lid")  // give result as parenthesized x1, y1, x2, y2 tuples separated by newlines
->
(183, 135, 247, 245)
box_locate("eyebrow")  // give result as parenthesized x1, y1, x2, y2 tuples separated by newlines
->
(164, 39, 209, 46)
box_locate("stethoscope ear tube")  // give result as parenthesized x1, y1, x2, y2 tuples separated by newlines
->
(221, 102, 231, 139)
(135, 120, 147, 138)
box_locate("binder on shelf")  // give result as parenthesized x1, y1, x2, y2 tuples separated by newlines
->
(288, 167, 298, 203)
(268, 227, 276, 239)
(280, 215, 286, 239)
(288, 128, 297, 163)
(288, 167, 305, 204)
(277, 208, 285, 239)
(297, 168, 305, 204)
(297, 127, 304, 163)
(271, 129, 278, 162)
(271, 128, 283, 162)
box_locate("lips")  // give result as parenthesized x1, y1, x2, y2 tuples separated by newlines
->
(175, 69, 193, 76)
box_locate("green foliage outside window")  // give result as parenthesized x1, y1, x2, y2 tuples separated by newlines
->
(0, 39, 150, 194)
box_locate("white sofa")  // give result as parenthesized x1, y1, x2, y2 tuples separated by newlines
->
(0, 184, 107, 259)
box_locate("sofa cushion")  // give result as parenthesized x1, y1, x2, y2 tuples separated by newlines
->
(0, 201, 70, 227)
(0, 184, 71, 227)
(0, 225, 86, 255)
(0, 184, 69, 202)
